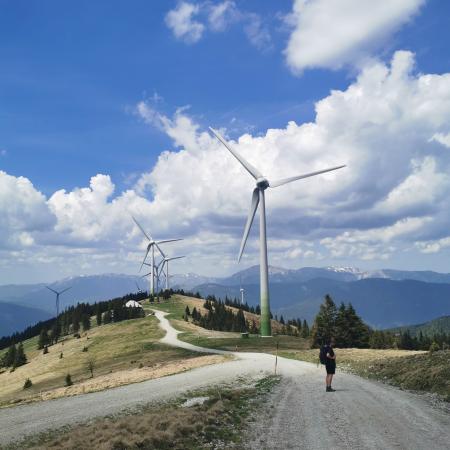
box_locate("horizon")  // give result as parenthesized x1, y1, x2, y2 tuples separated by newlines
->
(1, 1, 450, 284)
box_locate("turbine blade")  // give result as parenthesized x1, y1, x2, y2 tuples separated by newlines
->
(269, 165, 346, 188)
(59, 287, 72, 295)
(238, 188, 260, 262)
(132, 216, 152, 241)
(46, 286, 58, 295)
(167, 256, 185, 261)
(155, 239, 183, 244)
(141, 272, 151, 278)
(209, 127, 262, 180)
(155, 242, 166, 258)
(139, 246, 151, 272)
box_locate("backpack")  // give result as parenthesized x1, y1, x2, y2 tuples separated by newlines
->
(319, 345, 327, 365)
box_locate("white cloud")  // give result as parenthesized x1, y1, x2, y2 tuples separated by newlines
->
(165, 1, 272, 50)
(431, 132, 450, 148)
(165, 2, 205, 44)
(3, 50, 450, 282)
(284, 0, 425, 74)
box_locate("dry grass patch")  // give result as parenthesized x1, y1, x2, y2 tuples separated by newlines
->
(9, 376, 280, 450)
(0, 314, 206, 407)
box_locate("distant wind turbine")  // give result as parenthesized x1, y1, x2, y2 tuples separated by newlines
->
(132, 216, 182, 297)
(46, 286, 72, 318)
(159, 254, 186, 290)
(209, 126, 345, 336)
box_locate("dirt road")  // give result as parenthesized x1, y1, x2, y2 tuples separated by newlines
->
(0, 310, 449, 449)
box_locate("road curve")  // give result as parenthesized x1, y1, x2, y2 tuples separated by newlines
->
(0, 311, 449, 449)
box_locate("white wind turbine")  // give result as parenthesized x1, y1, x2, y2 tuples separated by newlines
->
(132, 216, 182, 298)
(209, 127, 345, 336)
(157, 252, 186, 290)
(46, 286, 72, 318)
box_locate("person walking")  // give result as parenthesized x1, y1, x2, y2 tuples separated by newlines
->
(320, 338, 336, 392)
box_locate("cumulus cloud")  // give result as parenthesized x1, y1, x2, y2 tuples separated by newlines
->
(165, 1, 205, 43)
(431, 132, 450, 148)
(134, 51, 450, 264)
(165, 1, 272, 50)
(3, 50, 450, 281)
(0, 171, 55, 249)
(284, 0, 425, 74)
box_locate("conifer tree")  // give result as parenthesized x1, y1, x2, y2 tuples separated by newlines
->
(14, 342, 27, 368)
(38, 329, 48, 349)
(311, 295, 337, 347)
(301, 320, 309, 338)
(96, 308, 102, 326)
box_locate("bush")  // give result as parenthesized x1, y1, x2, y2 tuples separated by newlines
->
(59, 352, 63, 359)
(429, 341, 440, 354)
(23, 378, 32, 389)
(65, 373, 73, 386)
(82, 346, 88, 352)
(43, 346, 49, 354)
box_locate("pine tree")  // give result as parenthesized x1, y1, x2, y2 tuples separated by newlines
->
(311, 295, 337, 347)
(1, 344, 16, 367)
(301, 320, 309, 338)
(96, 308, 102, 326)
(14, 342, 27, 368)
(81, 314, 91, 331)
(185, 306, 191, 316)
(334, 303, 351, 347)
(38, 329, 50, 349)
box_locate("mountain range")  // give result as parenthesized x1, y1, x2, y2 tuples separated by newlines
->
(2, 266, 450, 337)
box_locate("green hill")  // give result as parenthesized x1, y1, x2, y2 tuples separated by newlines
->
(388, 315, 450, 337)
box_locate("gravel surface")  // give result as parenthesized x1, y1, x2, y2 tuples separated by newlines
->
(1, 310, 449, 449)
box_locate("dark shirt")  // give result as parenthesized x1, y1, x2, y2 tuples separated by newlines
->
(324, 345, 336, 367)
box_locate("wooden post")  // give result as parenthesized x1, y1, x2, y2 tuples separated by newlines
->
(274, 340, 279, 375)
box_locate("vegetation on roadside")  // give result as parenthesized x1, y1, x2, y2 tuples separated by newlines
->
(280, 347, 450, 400)
(6, 376, 280, 450)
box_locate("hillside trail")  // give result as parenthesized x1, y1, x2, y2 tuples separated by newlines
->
(0, 310, 448, 449)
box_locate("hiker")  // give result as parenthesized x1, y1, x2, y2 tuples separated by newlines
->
(320, 338, 336, 392)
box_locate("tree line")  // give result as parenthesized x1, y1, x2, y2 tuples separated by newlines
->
(311, 294, 450, 350)
(0, 291, 147, 351)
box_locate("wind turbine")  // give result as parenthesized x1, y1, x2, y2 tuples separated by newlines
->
(209, 127, 345, 336)
(132, 216, 182, 297)
(158, 254, 185, 290)
(46, 286, 72, 318)
(239, 275, 245, 306)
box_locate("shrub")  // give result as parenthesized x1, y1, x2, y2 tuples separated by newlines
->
(65, 373, 73, 386)
(43, 346, 49, 354)
(429, 341, 440, 354)
(59, 352, 63, 359)
(82, 346, 88, 352)
(23, 378, 32, 389)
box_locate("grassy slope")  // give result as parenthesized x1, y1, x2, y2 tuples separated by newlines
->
(0, 305, 205, 407)
(388, 315, 450, 337)
(279, 348, 450, 399)
(152, 295, 310, 353)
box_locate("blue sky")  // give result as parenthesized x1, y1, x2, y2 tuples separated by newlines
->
(1, 0, 450, 283)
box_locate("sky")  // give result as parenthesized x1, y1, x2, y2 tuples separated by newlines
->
(1, 0, 450, 284)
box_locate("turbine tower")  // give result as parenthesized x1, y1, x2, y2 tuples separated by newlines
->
(240, 276, 245, 306)
(159, 254, 185, 290)
(46, 286, 72, 318)
(132, 216, 182, 297)
(209, 127, 345, 336)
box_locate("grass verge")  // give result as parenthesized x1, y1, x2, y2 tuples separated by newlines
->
(279, 348, 450, 400)
(5, 375, 280, 450)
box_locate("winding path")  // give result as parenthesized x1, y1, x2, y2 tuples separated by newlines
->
(0, 310, 449, 449)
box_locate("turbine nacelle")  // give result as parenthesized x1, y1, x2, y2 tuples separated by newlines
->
(256, 177, 269, 190)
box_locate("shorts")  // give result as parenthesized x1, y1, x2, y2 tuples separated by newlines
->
(325, 363, 335, 375)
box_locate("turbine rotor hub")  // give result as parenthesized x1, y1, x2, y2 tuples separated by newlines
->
(256, 177, 269, 190)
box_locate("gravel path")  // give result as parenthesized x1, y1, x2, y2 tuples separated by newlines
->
(1, 310, 449, 449)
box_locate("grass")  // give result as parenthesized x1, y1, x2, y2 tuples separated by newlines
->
(0, 312, 212, 407)
(150, 295, 311, 354)
(279, 347, 450, 399)
(6, 375, 280, 450)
